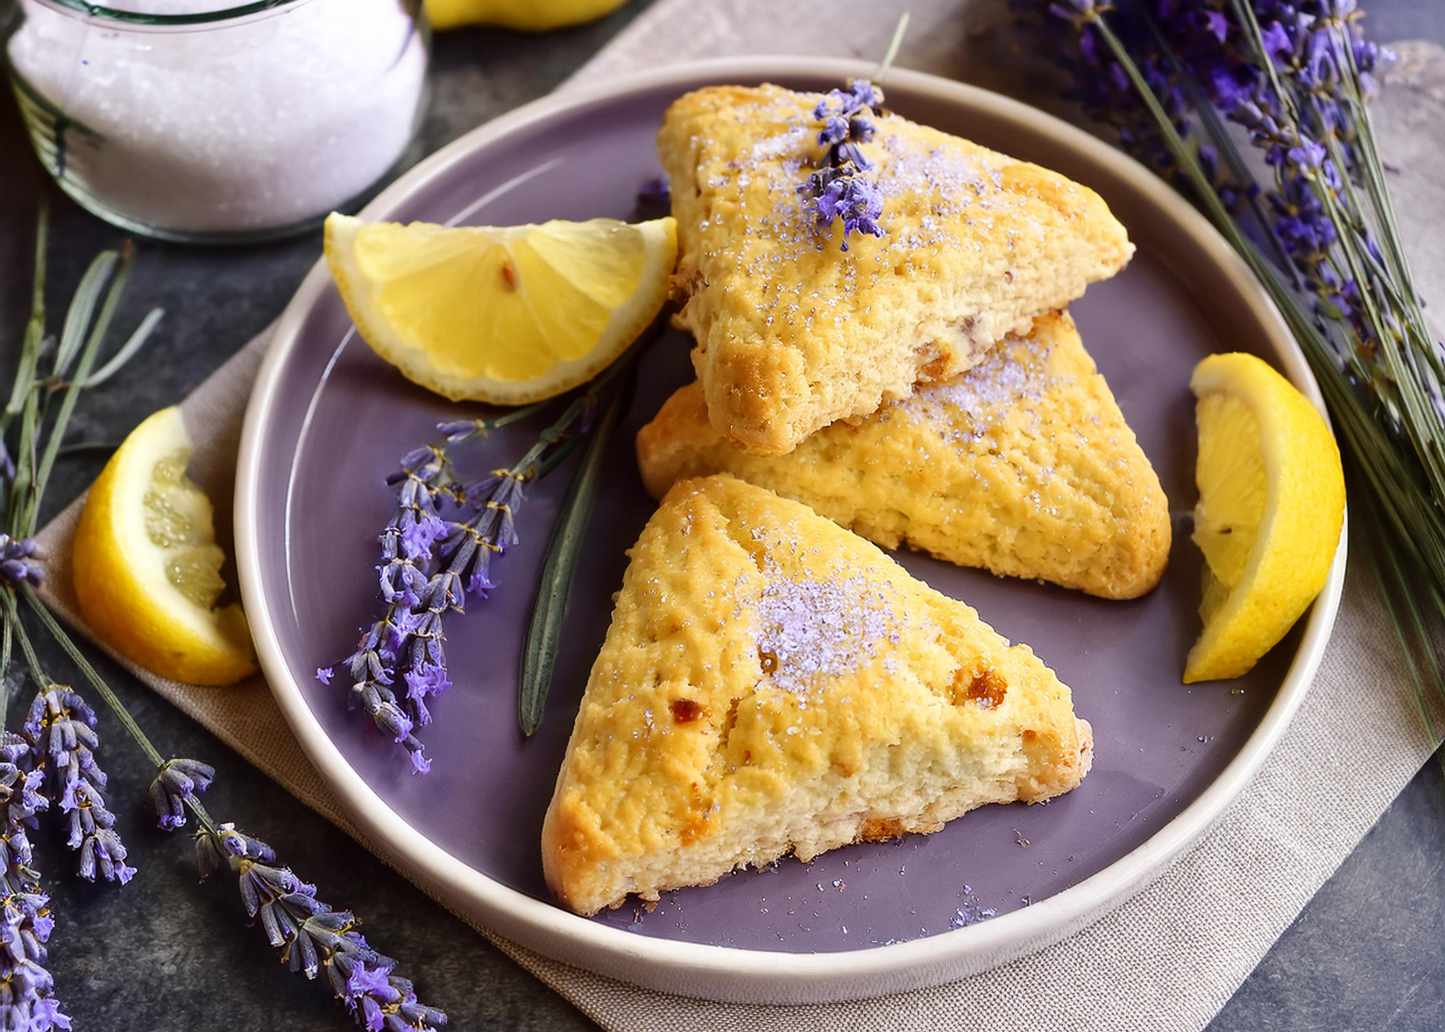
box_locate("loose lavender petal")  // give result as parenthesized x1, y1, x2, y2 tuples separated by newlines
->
(635, 174, 671, 212)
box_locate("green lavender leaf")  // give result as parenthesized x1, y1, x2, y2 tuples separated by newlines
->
(24, 244, 134, 535)
(518, 385, 627, 737)
(81, 306, 164, 388)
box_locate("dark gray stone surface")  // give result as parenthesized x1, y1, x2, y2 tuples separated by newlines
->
(0, 2, 1441, 1030)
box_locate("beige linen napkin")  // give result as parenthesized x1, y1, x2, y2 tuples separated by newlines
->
(34, 2, 1445, 1026)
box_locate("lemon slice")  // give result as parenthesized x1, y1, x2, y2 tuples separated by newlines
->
(1184, 353, 1345, 683)
(324, 212, 677, 405)
(72, 407, 256, 686)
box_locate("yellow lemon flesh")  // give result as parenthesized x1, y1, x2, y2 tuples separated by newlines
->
(72, 407, 256, 686)
(324, 213, 676, 406)
(1184, 352, 1345, 683)
(425, 0, 627, 32)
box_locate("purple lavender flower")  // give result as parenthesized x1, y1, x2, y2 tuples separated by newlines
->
(196, 823, 446, 1031)
(0, 535, 42, 589)
(0, 732, 65, 1031)
(804, 168, 886, 250)
(1034, 0, 1202, 186)
(337, 439, 537, 772)
(813, 77, 883, 122)
(333, 376, 627, 771)
(379, 446, 450, 607)
(24, 687, 134, 885)
(435, 419, 485, 445)
(798, 77, 888, 249)
(146, 758, 215, 831)
(635, 174, 671, 215)
(1038, 0, 1392, 352)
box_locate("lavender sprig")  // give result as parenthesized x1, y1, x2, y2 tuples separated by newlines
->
(21, 591, 450, 1032)
(1043, 0, 1396, 365)
(1039, 0, 1445, 751)
(332, 357, 635, 772)
(0, 731, 65, 1032)
(24, 686, 134, 885)
(194, 824, 445, 1031)
(1, 211, 444, 1029)
(794, 15, 911, 251)
(798, 78, 888, 250)
(18, 590, 450, 1031)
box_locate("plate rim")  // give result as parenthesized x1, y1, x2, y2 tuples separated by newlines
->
(234, 55, 1346, 1001)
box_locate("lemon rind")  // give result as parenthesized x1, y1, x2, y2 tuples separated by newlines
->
(73, 407, 256, 686)
(1183, 353, 1344, 683)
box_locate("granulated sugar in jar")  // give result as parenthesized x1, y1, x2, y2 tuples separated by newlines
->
(7, 0, 430, 242)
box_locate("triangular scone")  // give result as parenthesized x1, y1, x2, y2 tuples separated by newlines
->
(541, 475, 1092, 916)
(637, 312, 1171, 600)
(658, 84, 1134, 456)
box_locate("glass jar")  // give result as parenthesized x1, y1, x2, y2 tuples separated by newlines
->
(5, 0, 431, 243)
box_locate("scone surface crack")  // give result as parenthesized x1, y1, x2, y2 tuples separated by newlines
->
(542, 476, 1092, 916)
(660, 83, 1134, 454)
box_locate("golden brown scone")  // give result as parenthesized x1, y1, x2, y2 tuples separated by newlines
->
(541, 475, 1092, 916)
(637, 311, 1170, 600)
(658, 83, 1134, 456)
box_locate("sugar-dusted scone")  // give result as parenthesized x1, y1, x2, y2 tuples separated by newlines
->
(541, 475, 1092, 916)
(637, 311, 1170, 600)
(659, 83, 1134, 456)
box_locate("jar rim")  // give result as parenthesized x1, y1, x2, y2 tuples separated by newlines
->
(26, 0, 311, 27)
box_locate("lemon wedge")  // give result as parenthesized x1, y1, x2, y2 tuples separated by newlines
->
(425, 0, 627, 31)
(72, 407, 256, 686)
(324, 213, 677, 405)
(1184, 352, 1345, 683)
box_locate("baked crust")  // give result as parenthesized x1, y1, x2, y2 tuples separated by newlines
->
(658, 83, 1135, 455)
(541, 475, 1092, 916)
(637, 311, 1171, 600)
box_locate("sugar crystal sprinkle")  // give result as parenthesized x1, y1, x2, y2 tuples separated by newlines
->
(752, 556, 896, 693)
(896, 335, 1062, 447)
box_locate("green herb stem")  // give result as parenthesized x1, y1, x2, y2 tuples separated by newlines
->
(25, 245, 135, 535)
(874, 12, 911, 85)
(1, 207, 47, 442)
(18, 587, 222, 835)
(518, 385, 627, 736)
(4, 590, 48, 686)
(81, 306, 164, 389)
(19, 583, 165, 769)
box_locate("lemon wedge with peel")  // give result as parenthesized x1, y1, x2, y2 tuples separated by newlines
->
(72, 407, 256, 686)
(1184, 352, 1344, 683)
(324, 213, 677, 405)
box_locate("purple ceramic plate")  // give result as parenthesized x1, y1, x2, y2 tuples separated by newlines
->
(235, 58, 1344, 1004)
